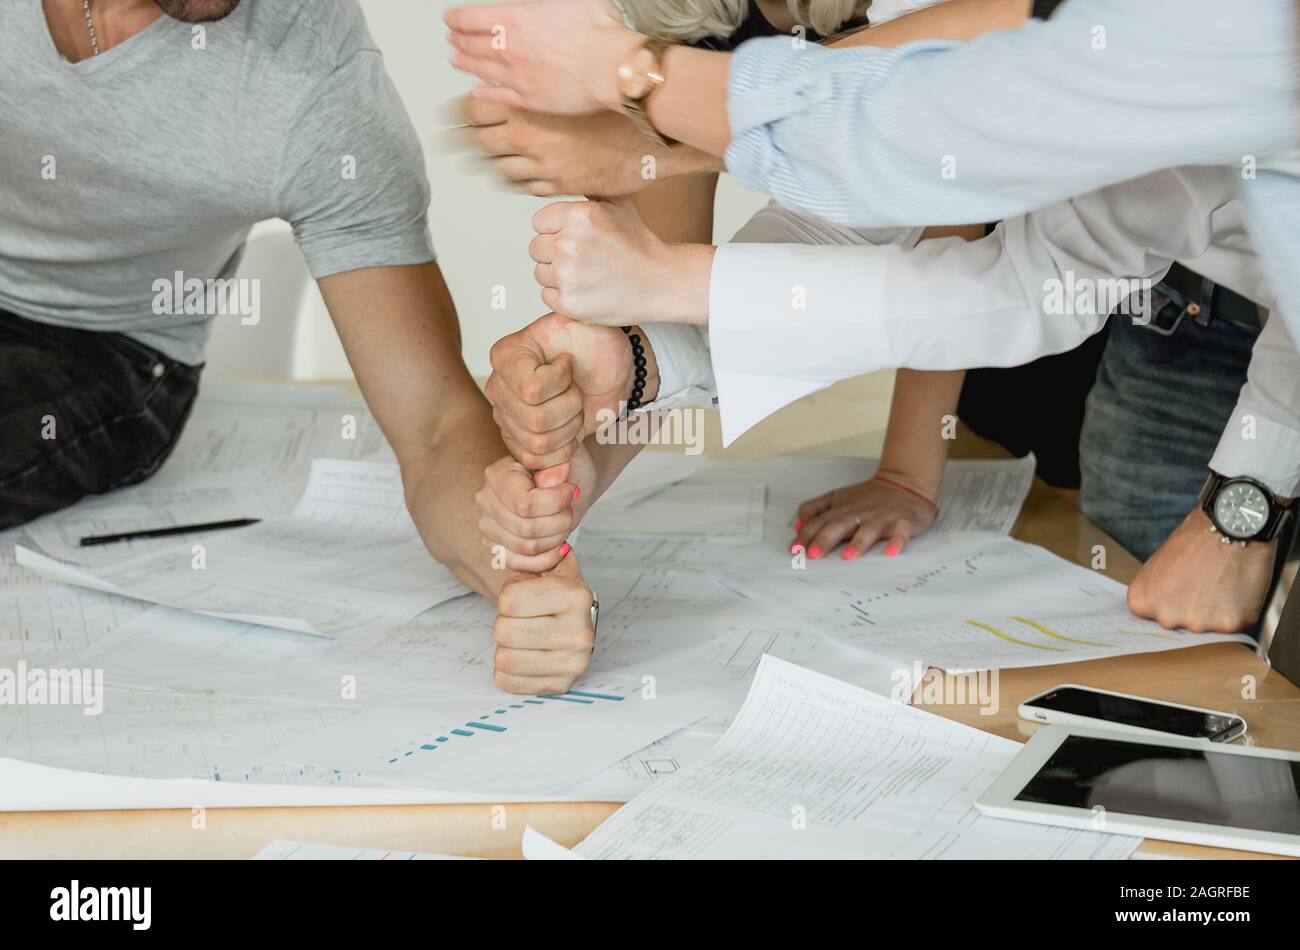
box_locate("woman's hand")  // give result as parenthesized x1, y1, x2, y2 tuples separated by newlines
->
(494, 552, 596, 694)
(446, 0, 641, 114)
(531, 199, 713, 326)
(793, 475, 940, 560)
(477, 444, 597, 574)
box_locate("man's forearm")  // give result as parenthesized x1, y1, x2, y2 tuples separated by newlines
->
(320, 262, 508, 600)
(402, 407, 508, 599)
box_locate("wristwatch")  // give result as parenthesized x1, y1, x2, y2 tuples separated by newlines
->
(1198, 472, 1294, 545)
(617, 37, 677, 147)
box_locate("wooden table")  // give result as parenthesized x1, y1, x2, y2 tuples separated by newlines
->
(2, 378, 1296, 859)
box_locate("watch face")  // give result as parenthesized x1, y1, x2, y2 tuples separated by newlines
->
(1212, 481, 1270, 539)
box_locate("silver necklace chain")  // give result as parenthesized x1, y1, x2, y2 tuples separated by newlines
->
(82, 0, 101, 56)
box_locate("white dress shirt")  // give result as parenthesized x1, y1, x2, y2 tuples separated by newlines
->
(642, 164, 1300, 498)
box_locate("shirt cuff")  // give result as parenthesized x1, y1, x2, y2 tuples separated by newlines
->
(707, 243, 876, 446)
(638, 323, 717, 413)
(1209, 410, 1300, 499)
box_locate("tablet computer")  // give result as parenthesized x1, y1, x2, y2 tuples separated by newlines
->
(976, 726, 1300, 857)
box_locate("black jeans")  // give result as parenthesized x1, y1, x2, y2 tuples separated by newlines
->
(0, 310, 202, 530)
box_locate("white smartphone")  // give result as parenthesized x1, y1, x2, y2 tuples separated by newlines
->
(1018, 684, 1247, 743)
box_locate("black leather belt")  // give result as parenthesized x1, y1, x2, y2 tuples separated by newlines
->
(1148, 261, 1265, 336)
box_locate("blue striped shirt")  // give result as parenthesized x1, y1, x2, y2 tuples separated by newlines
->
(725, 0, 1300, 333)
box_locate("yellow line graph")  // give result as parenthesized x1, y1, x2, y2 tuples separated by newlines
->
(1010, 616, 1111, 647)
(963, 620, 1065, 651)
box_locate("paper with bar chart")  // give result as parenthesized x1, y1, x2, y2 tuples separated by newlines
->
(285, 668, 719, 794)
(568, 656, 1140, 860)
(4, 601, 720, 799)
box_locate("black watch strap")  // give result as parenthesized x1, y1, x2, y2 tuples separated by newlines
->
(1199, 472, 1294, 542)
(1031, 0, 1068, 19)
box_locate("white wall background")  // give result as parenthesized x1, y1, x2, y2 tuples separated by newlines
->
(235, 0, 770, 381)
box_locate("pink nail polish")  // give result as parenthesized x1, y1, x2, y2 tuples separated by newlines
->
(794, 518, 803, 532)
(790, 543, 804, 555)
(842, 547, 857, 560)
(808, 544, 822, 559)
(572, 486, 581, 501)
(884, 544, 899, 557)
(560, 542, 571, 558)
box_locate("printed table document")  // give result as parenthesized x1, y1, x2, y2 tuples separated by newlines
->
(562, 656, 1140, 859)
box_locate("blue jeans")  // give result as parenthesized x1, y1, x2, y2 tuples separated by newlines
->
(1079, 311, 1257, 561)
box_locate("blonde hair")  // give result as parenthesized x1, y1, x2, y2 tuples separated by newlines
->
(625, 0, 871, 43)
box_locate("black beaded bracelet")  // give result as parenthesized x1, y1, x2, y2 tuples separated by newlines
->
(622, 326, 648, 415)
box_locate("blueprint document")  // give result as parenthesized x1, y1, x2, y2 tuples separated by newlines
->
(0, 602, 719, 799)
(16, 460, 468, 637)
(532, 656, 1140, 860)
(151, 383, 391, 482)
(0, 527, 153, 658)
(0, 586, 150, 658)
(0, 555, 906, 806)
(718, 534, 1255, 673)
(579, 453, 1034, 545)
(582, 482, 767, 542)
(21, 383, 391, 568)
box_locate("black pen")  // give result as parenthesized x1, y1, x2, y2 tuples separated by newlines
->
(79, 518, 262, 547)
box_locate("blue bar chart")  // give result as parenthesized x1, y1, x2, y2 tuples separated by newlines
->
(385, 688, 630, 764)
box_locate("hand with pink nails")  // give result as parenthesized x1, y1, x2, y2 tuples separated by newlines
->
(476, 443, 597, 574)
(478, 434, 598, 696)
(791, 474, 940, 561)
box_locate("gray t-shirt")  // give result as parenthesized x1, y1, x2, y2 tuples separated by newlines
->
(1, 0, 435, 365)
